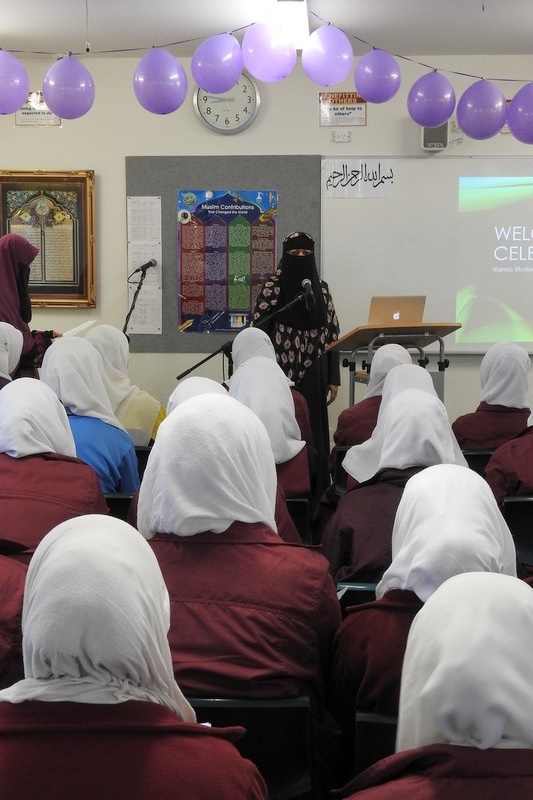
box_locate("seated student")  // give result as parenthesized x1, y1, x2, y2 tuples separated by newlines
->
(125, 376, 225, 530)
(0, 515, 267, 800)
(0, 378, 108, 562)
(338, 572, 533, 800)
(313, 362, 445, 540)
(330, 343, 412, 458)
(86, 324, 166, 445)
(136, 394, 342, 796)
(164, 376, 301, 544)
(228, 327, 314, 444)
(342, 363, 454, 485)
(330, 464, 517, 781)
(228, 355, 316, 499)
(0, 551, 27, 690)
(452, 341, 531, 450)
(320, 389, 467, 583)
(0, 322, 23, 390)
(485, 412, 533, 504)
(40, 336, 139, 494)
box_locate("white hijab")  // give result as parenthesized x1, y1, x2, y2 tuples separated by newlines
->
(479, 342, 531, 407)
(0, 515, 196, 722)
(397, 572, 533, 751)
(166, 376, 227, 415)
(376, 464, 517, 601)
(344, 386, 466, 483)
(86, 324, 162, 443)
(228, 326, 295, 387)
(137, 393, 277, 538)
(40, 336, 125, 431)
(85, 324, 132, 409)
(0, 321, 23, 382)
(0, 377, 76, 458)
(364, 344, 413, 398)
(228, 355, 305, 464)
(232, 327, 277, 370)
(343, 364, 439, 482)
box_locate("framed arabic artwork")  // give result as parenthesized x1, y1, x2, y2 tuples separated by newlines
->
(0, 169, 96, 308)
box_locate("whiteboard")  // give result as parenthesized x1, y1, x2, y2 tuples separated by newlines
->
(323, 156, 533, 354)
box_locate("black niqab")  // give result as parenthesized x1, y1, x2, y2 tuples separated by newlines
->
(276, 232, 327, 329)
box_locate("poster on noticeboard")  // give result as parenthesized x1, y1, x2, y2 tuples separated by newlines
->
(177, 189, 278, 333)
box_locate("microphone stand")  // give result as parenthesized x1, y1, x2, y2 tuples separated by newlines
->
(123, 267, 149, 335)
(176, 340, 234, 381)
(253, 289, 311, 332)
(176, 291, 308, 381)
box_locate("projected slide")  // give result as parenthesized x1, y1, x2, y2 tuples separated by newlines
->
(327, 157, 533, 354)
(456, 176, 533, 344)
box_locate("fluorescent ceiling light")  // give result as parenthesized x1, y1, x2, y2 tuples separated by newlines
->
(276, 0, 310, 50)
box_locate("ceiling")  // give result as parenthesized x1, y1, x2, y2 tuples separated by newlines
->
(5, 1, 533, 61)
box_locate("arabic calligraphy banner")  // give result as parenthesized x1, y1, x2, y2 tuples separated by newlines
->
(322, 158, 395, 198)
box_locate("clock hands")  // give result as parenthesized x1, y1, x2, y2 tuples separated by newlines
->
(194, 72, 259, 132)
(202, 96, 236, 103)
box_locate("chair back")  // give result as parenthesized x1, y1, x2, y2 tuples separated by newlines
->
(189, 695, 312, 800)
(501, 494, 533, 567)
(104, 493, 134, 521)
(286, 497, 311, 545)
(134, 444, 152, 481)
(333, 445, 352, 496)
(354, 711, 398, 774)
(337, 582, 378, 617)
(461, 449, 494, 476)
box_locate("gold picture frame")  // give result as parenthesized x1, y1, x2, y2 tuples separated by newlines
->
(0, 169, 95, 308)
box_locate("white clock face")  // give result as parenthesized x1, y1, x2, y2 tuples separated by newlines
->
(193, 72, 260, 134)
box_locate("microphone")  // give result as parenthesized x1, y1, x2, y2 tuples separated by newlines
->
(301, 278, 315, 309)
(132, 258, 157, 275)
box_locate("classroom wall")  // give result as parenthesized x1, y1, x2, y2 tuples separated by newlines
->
(5, 53, 533, 434)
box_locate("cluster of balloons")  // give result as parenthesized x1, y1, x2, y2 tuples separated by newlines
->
(132, 26, 404, 114)
(407, 73, 533, 144)
(0, 50, 95, 120)
(406, 71, 508, 140)
(243, 23, 402, 102)
(2, 21, 533, 143)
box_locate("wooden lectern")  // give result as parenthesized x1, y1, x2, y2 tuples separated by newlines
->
(327, 321, 461, 404)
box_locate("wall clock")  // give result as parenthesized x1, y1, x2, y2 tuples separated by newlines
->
(193, 72, 261, 134)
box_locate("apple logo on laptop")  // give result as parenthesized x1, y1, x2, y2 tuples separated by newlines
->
(393, 310, 401, 320)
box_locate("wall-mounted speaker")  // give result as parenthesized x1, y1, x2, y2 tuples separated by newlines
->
(421, 121, 448, 150)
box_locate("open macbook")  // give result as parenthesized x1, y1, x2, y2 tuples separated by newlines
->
(367, 295, 426, 325)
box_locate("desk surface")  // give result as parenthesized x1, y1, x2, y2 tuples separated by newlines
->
(327, 322, 461, 353)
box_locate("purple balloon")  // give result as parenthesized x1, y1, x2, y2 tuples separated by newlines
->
(301, 25, 353, 86)
(507, 83, 533, 144)
(354, 49, 401, 103)
(43, 56, 95, 119)
(242, 22, 296, 82)
(456, 80, 507, 140)
(134, 48, 188, 114)
(407, 71, 455, 128)
(0, 51, 29, 114)
(191, 33, 243, 94)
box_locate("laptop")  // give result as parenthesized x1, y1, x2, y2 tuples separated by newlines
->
(367, 295, 426, 325)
